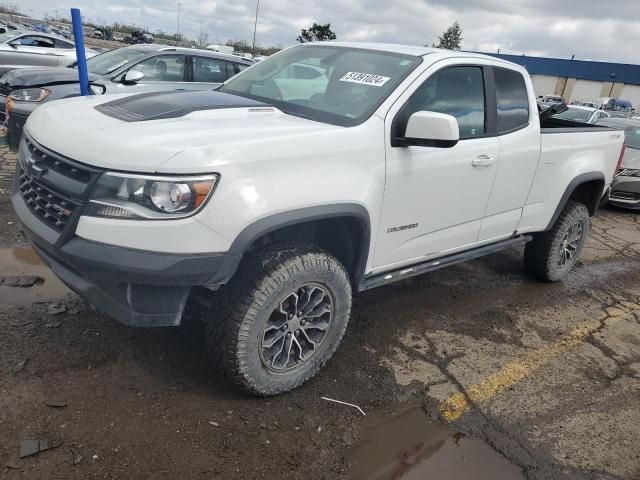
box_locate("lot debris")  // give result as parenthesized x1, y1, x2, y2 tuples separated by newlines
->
(47, 303, 67, 315)
(209, 421, 220, 427)
(70, 448, 83, 465)
(321, 396, 366, 416)
(0, 275, 43, 287)
(45, 400, 68, 409)
(19, 439, 62, 458)
(12, 359, 27, 373)
(3, 460, 20, 470)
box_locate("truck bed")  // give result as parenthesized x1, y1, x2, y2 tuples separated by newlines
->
(540, 116, 616, 133)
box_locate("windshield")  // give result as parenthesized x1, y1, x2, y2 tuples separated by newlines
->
(219, 45, 421, 126)
(552, 107, 593, 122)
(82, 48, 149, 75)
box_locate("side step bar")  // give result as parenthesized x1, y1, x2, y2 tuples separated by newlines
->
(359, 235, 533, 291)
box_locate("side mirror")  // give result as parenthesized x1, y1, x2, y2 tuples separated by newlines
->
(122, 70, 144, 84)
(394, 111, 459, 148)
(8, 42, 18, 49)
(89, 82, 107, 95)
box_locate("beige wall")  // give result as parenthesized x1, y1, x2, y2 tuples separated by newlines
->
(569, 80, 603, 103)
(620, 84, 640, 110)
(530, 74, 559, 97)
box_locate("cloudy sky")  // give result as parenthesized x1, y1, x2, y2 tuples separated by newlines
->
(19, 0, 640, 63)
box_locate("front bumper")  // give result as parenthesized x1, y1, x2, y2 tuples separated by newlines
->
(13, 193, 240, 326)
(609, 176, 640, 211)
(10, 139, 241, 327)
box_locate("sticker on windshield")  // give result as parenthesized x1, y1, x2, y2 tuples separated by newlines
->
(340, 72, 391, 87)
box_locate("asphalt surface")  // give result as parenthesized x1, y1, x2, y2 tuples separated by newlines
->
(1, 146, 639, 479)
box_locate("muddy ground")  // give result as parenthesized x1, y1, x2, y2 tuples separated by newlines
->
(1, 146, 639, 479)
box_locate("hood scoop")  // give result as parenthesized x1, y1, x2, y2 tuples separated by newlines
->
(95, 90, 268, 122)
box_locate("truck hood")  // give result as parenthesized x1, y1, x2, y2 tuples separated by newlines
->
(1, 67, 99, 88)
(25, 90, 340, 172)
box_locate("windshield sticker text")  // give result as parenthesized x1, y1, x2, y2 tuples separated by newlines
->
(340, 72, 391, 87)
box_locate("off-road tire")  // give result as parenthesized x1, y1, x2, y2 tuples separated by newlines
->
(524, 200, 590, 282)
(206, 242, 352, 396)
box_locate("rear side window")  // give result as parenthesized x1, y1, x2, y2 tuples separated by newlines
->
(55, 38, 74, 49)
(400, 66, 486, 139)
(494, 67, 529, 134)
(193, 56, 229, 83)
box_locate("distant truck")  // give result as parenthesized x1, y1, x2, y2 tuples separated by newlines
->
(125, 31, 153, 44)
(206, 44, 234, 55)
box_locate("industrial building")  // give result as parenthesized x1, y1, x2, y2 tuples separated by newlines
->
(484, 53, 640, 108)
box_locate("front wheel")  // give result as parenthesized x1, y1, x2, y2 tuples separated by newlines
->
(524, 200, 590, 282)
(207, 243, 352, 396)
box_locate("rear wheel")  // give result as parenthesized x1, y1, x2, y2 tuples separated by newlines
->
(524, 200, 590, 282)
(206, 243, 352, 396)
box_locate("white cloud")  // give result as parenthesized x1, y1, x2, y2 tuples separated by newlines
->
(18, 0, 640, 63)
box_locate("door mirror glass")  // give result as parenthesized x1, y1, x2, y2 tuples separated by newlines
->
(397, 111, 459, 148)
(89, 83, 107, 95)
(123, 70, 144, 83)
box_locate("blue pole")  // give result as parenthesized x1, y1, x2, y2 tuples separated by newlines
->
(71, 8, 89, 96)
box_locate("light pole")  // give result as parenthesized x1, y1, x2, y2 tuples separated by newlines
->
(251, 0, 260, 55)
(176, 2, 182, 41)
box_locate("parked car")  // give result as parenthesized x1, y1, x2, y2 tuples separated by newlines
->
(32, 24, 50, 33)
(125, 31, 153, 44)
(0, 45, 254, 148)
(550, 105, 609, 124)
(600, 98, 634, 115)
(11, 43, 625, 395)
(573, 100, 597, 108)
(206, 44, 234, 55)
(0, 31, 97, 76)
(596, 117, 640, 210)
(540, 94, 565, 105)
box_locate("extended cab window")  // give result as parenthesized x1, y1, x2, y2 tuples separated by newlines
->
(494, 67, 530, 134)
(399, 66, 486, 139)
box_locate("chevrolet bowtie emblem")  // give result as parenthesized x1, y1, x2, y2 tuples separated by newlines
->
(26, 154, 47, 180)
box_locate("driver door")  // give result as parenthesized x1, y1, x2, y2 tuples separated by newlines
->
(373, 63, 500, 270)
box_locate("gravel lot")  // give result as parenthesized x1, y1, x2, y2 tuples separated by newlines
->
(1, 146, 639, 479)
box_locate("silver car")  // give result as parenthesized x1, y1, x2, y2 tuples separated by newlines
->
(596, 117, 640, 211)
(1, 45, 255, 148)
(0, 31, 96, 75)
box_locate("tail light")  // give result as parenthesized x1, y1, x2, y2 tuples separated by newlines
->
(615, 144, 626, 174)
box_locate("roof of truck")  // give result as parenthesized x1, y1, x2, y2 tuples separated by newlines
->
(308, 42, 517, 64)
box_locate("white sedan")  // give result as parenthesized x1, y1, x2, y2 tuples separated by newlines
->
(0, 31, 97, 75)
(553, 104, 610, 124)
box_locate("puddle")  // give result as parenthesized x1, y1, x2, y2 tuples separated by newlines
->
(348, 403, 525, 480)
(0, 247, 70, 306)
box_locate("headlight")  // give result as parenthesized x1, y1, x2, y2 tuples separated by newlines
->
(85, 172, 219, 220)
(9, 88, 51, 102)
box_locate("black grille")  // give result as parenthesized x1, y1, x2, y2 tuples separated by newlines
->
(611, 191, 639, 201)
(0, 83, 11, 96)
(24, 136, 93, 183)
(19, 170, 77, 232)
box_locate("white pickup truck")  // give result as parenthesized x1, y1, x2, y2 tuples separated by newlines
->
(12, 43, 625, 395)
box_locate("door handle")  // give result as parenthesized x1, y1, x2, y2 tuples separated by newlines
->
(471, 155, 496, 167)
